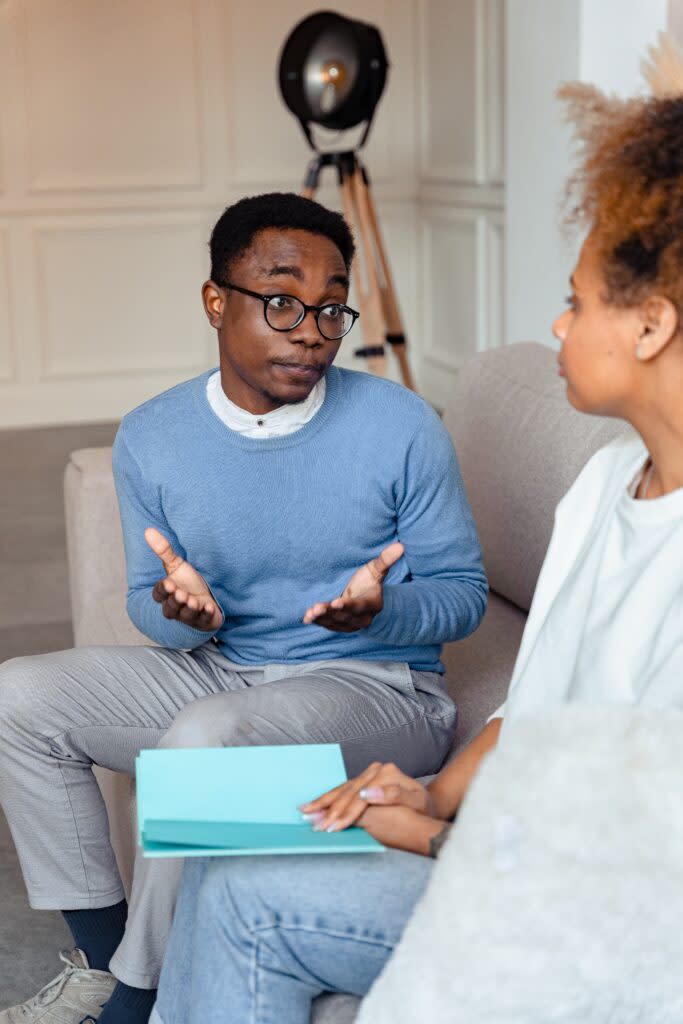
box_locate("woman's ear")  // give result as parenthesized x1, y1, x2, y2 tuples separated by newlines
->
(635, 296, 679, 361)
(202, 281, 225, 329)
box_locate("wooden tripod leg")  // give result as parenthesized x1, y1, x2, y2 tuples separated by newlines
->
(355, 168, 416, 391)
(340, 173, 387, 377)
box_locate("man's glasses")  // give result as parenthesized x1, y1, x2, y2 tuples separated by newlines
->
(219, 281, 360, 341)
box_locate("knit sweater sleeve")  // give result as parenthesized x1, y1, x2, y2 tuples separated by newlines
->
(365, 408, 488, 647)
(112, 425, 223, 649)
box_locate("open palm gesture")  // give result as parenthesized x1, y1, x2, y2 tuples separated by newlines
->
(146, 527, 223, 632)
(303, 542, 404, 633)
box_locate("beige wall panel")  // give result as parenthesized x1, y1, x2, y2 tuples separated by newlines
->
(224, 0, 407, 188)
(0, 231, 14, 380)
(22, 0, 203, 192)
(418, 0, 477, 182)
(420, 208, 478, 371)
(35, 218, 208, 379)
(484, 0, 505, 184)
(0, 0, 16, 199)
(483, 213, 504, 349)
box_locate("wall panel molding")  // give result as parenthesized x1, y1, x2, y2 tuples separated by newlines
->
(418, 0, 477, 182)
(415, 0, 505, 409)
(0, 0, 504, 426)
(419, 207, 479, 372)
(481, 212, 505, 351)
(21, 0, 206, 194)
(32, 214, 210, 381)
(483, 0, 505, 184)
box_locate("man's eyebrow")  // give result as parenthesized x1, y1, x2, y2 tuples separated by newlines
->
(261, 264, 304, 281)
(328, 273, 349, 289)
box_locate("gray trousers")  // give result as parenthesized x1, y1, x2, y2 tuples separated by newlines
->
(0, 642, 455, 989)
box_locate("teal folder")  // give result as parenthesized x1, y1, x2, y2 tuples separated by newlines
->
(136, 744, 384, 858)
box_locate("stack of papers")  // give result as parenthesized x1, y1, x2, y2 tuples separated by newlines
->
(136, 743, 385, 858)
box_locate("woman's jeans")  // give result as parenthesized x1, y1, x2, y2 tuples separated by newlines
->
(152, 848, 433, 1024)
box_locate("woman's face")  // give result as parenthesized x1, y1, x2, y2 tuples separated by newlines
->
(553, 236, 644, 417)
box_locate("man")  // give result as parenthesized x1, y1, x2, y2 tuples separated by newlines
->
(0, 192, 487, 1024)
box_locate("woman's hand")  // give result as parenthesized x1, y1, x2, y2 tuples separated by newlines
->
(300, 761, 437, 833)
(358, 805, 448, 856)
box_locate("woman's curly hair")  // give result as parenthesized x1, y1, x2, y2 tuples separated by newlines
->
(560, 82, 683, 313)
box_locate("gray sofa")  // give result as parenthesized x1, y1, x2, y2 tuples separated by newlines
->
(64, 341, 626, 1022)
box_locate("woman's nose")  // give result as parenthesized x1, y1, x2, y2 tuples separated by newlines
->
(552, 310, 569, 342)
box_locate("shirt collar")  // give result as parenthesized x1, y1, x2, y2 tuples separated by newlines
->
(207, 371, 327, 435)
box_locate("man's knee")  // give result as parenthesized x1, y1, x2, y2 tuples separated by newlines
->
(0, 655, 42, 725)
(161, 695, 233, 749)
(161, 692, 269, 750)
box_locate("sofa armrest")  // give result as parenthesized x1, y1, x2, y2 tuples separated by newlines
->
(64, 446, 145, 648)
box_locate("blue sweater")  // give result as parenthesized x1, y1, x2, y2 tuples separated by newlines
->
(112, 366, 487, 673)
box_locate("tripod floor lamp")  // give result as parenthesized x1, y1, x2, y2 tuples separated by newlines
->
(278, 11, 416, 392)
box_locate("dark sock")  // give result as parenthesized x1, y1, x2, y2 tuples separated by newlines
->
(97, 981, 157, 1024)
(62, 899, 128, 972)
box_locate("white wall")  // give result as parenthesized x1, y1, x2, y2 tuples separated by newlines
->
(0, 0, 505, 427)
(505, 0, 669, 349)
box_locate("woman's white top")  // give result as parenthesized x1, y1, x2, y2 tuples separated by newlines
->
(497, 433, 683, 730)
(206, 371, 326, 438)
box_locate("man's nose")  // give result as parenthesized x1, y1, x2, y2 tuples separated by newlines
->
(289, 308, 323, 345)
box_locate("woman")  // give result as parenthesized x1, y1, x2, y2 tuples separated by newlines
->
(152, 85, 683, 1024)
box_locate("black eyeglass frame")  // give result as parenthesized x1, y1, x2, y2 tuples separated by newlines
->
(218, 280, 360, 341)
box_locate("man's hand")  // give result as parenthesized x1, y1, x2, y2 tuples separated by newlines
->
(300, 761, 436, 833)
(302, 542, 404, 633)
(146, 527, 223, 632)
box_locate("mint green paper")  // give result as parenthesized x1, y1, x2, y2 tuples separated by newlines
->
(136, 744, 384, 858)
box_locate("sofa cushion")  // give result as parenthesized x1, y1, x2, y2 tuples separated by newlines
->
(312, 993, 360, 1024)
(444, 342, 629, 612)
(442, 592, 526, 754)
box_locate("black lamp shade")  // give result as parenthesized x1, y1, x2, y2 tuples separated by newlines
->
(278, 10, 389, 132)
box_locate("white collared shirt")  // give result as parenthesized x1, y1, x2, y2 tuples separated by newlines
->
(206, 370, 326, 438)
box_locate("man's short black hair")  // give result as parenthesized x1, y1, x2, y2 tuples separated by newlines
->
(209, 192, 355, 283)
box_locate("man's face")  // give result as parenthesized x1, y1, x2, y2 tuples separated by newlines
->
(203, 227, 350, 414)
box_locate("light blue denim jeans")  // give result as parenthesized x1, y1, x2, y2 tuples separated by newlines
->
(151, 848, 433, 1024)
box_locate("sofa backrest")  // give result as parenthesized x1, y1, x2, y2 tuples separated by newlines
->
(443, 342, 630, 612)
(65, 342, 633, 643)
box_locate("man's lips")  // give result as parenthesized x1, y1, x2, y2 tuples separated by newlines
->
(272, 361, 325, 378)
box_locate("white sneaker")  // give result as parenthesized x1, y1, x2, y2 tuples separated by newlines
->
(0, 948, 115, 1023)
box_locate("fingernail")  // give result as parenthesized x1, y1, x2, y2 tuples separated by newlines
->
(326, 823, 342, 833)
(359, 787, 384, 801)
(301, 812, 325, 823)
